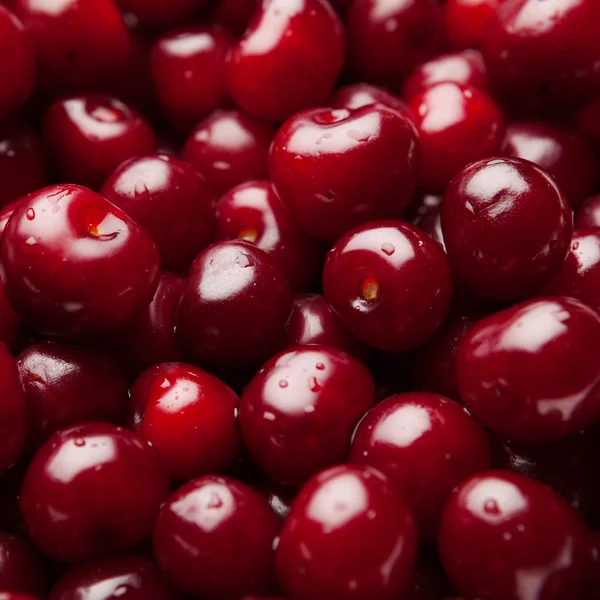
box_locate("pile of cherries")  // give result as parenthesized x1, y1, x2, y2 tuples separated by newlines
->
(1, 0, 600, 598)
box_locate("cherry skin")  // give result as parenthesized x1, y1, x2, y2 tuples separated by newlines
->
(444, 0, 503, 50)
(0, 533, 47, 597)
(269, 105, 419, 242)
(100, 154, 215, 270)
(239, 345, 376, 486)
(115, 0, 210, 29)
(457, 296, 600, 442)
(575, 194, 600, 229)
(0, 594, 39, 600)
(214, 181, 322, 293)
(0, 199, 19, 241)
(323, 221, 453, 352)
(330, 83, 410, 114)
(409, 82, 506, 193)
(153, 475, 280, 599)
(20, 422, 170, 562)
(212, 0, 258, 36)
(276, 464, 417, 600)
(0, 277, 20, 351)
(43, 94, 156, 189)
(441, 157, 573, 302)
(438, 470, 593, 600)
(182, 110, 275, 198)
(225, 0, 345, 122)
(1, 184, 160, 339)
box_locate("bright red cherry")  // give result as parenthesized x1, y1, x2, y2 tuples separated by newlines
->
(0, 533, 47, 597)
(458, 297, 600, 442)
(153, 475, 280, 599)
(212, 0, 258, 36)
(444, 0, 503, 50)
(441, 157, 573, 302)
(225, 0, 345, 122)
(239, 345, 376, 486)
(409, 82, 505, 193)
(20, 422, 170, 562)
(115, 0, 210, 29)
(323, 221, 453, 351)
(330, 83, 410, 115)
(269, 105, 419, 242)
(575, 194, 600, 230)
(0, 278, 20, 352)
(276, 464, 417, 600)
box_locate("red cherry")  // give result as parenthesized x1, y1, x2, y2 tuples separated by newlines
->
(0, 533, 47, 597)
(115, 0, 210, 29)
(444, 0, 503, 50)
(575, 194, 600, 229)
(330, 83, 410, 114)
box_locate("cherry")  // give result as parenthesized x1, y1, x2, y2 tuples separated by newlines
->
(444, 0, 503, 50)
(409, 82, 506, 193)
(323, 221, 453, 352)
(0, 199, 20, 242)
(269, 105, 419, 242)
(441, 157, 573, 302)
(212, 0, 258, 36)
(575, 194, 600, 230)
(20, 422, 170, 562)
(0, 278, 20, 352)
(0, 594, 39, 600)
(438, 470, 593, 600)
(239, 345, 376, 486)
(330, 83, 410, 114)
(115, 0, 210, 29)
(0, 533, 47, 597)
(276, 464, 417, 600)
(153, 475, 280, 599)
(182, 110, 275, 198)
(225, 0, 345, 122)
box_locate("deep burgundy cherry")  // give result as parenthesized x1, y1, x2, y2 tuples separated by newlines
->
(100, 154, 215, 270)
(351, 392, 491, 541)
(276, 464, 417, 600)
(409, 82, 506, 193)
(214, 180, 322, 292)
(438, 470, 592, 600)
(269, 105, 419, 242)
(182, 109, 275, 198)
(0, 277, 20, 352)
(444, 0, 503, 50)
(153, 475, 280, 599)
(150, 25, 234, 132)
(20, 422, 170, 562)
(239, 345, 376, 486)
(225, 0, 345, 122)
(115, 0, 210, 29)
(441, 157, 573, 302)
(575, 194, 600, 229)
(17, 342, 129, 450)
(0, 533, 47, 597)
(1, 184, 160, 338)
(212, 0, 258, 36)
(330, 83, 410, 115)
(43, 94, 157, 189)
(177, 240, 293, 367)
(458, 296, 600, 442)
(323, 221, 452, 352)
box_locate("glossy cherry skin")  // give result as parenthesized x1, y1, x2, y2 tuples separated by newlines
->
(323, 221, 453, 352)
(20, 422, 170, 562)
(441, 157, 573, 302)
(215, 181, 321, 292)
(182, 110, 274, 198)
(153, 475, 280, 599)
(225, 0, 345, 122)
(0, 277, 20, 351)
(100, 154, 215, 270)
(17, 342, 129, 450)
(115, 0, 209, 29)
(330, 83, 410, 115)
(239, 345, 376, 486)
(575, 194, 600, 230)
(0, 533, 47, 597)
(458, 296, 600, 442)
(269, 105, 419, 242)
(178, 240, 293, 367)
(409, 82, 506, 193)
(276, 464, 417, 600)
(351, 392, 491, 541)
(438, 470, 593, 600)
(212, 0, 258, 36)
(1, 184, 160, 338)
(43, 94, 156, 189)
(444, 0, 503, 50)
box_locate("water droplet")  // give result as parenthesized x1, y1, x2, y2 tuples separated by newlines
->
(73, 439, 85, 447)
(316, 363, 325, 370)
(483, 499, 500, 515)
(26, 208, 35, 220)
(309, 377, 321, 392)
(279, 380, 288, 388)
(381, 242, 395, 256)
(502, 532, 512, 541)
(367, 509, 376, 519)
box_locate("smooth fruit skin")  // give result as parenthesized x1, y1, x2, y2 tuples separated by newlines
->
(444, 0, 503, 50)
(153, 475, 280, 599)
(1, 184, 160, 339)
(0, 277, 20, 351)
(575, 194, 600, 229)
(457, 297, 600, 442)
(441, 157, 573, 302)
(225, 0, 345, 122)
(269, 105, 419, 242)
(0, 533, 47, 597)
(20, 422, 170, 562)
(276, 464, 418, 600)
(330, 83, 410, 114)
(239, 345, 376, 486)
(438, 470, 593, 600)
(323, 221, 453, 352)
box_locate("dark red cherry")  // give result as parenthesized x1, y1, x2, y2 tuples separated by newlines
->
(444, 0, 503, 50)
(330, 83, 410, 115)
(212, 0, 258, 36)
(153, 475, 280, 599)
(323, 221, 452, 351)
(276, 464, 417, 600)
(239, 345, 376, 486)
(182, 110, 274, 198)
(115, 0, 210, 29)
(438, 470, 593, 600)
(575, 194, 600, 229)
(0, 278, 20, 352)
(20, 422, 170, 562)
(441, 157, 573, 302)
(458, 296, 600, 442)
(225, 0, 345, 122)
(409, 82, 505, 193)
(0, 533, 47, 597)
(269, 105, 419, 241)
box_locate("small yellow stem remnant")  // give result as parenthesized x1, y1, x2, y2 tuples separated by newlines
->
(238, 228, 258, 243)
(361, 277, 380, 302)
